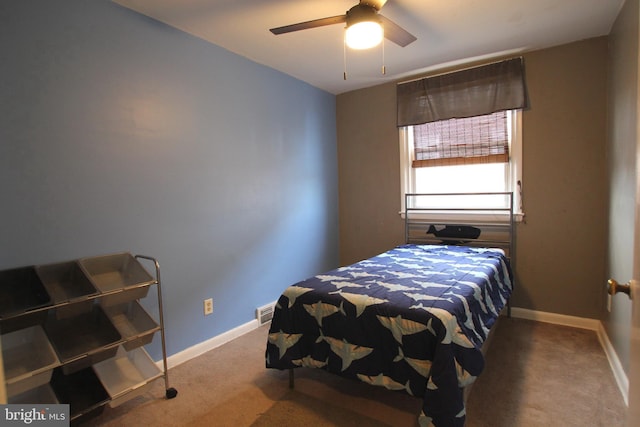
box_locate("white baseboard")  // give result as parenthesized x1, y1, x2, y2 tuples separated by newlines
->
(509, 307, 600, 330)
(157, 319, 262, 370)
(596, 322, 630, 406)
(510, 307, 629, 406)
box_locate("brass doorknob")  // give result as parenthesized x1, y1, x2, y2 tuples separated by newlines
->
(607, 279, 631, 297)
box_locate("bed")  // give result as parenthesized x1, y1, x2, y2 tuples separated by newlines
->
(265, 193, 515, 427)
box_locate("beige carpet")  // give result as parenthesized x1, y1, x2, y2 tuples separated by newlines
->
(89, 317, 626, 427)
(248, 390, 392, 427)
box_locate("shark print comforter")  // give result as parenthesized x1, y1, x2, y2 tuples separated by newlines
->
(265, 244, 513, 427)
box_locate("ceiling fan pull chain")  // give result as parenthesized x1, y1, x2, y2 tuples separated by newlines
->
(343, 33, 348, 80)
(382, 35, 386, 75)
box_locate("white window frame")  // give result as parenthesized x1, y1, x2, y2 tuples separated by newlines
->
(399, 110, 524, 221)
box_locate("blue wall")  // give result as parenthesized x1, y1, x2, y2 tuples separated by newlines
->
(0, 1, 339, 359)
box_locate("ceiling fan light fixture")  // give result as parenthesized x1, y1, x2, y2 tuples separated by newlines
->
(345, 21, 383, 49)
(345, 4, 383, 50)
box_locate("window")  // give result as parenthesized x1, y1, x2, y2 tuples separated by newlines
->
(396, 57, 528, 219)
(399, 109, 523, 217)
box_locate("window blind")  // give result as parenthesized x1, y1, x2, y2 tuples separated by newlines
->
(412, 110, 508, 168)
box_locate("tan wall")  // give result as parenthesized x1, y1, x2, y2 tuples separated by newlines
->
(336, 37, 609, 319)
(336, 83, 405, 262)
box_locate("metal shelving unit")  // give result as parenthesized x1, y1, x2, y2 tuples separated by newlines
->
(0, 252, 177, 423)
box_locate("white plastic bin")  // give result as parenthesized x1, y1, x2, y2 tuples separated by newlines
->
(79, 253, 153, 305)
(8, 383, 59, 404)
(2, 325, 60, 397)
(93, 346, 162, 407)
(102, 301, 160, 351)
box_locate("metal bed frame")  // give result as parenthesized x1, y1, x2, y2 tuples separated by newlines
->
(404, 192, 516, 401)
(287, 192, 516, 392)
(404, 191, 516, 288)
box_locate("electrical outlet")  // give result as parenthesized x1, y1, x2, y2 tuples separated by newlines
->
(204, 298, 213, 315)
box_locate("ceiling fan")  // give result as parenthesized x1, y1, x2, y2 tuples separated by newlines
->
(269, 0, 417, 50)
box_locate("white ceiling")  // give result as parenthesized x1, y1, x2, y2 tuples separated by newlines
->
(113, 0, 624, 95)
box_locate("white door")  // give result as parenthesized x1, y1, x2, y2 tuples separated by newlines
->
(631, 276, 639, 423)
(628, 20, 640, 424)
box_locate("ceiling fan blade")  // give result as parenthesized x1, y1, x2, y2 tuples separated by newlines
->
(361, 0, 388, 11)
(270, 15, 346, 35)
(380, 15, 417, 47)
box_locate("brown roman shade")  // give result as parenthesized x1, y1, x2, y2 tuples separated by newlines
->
(412, 110, 509, 167)
(396, 57, 528, 127)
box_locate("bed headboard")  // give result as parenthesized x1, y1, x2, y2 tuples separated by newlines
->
(404, 192, 515, 262)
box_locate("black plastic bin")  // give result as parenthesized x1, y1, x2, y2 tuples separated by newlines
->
(0, 266, 52, 334)
(36, 261, 98, 319)
(44, 305, 121, 374)
(50, 367, 109, 424)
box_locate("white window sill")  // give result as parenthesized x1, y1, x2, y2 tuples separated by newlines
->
(399, 210, 525, 223)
